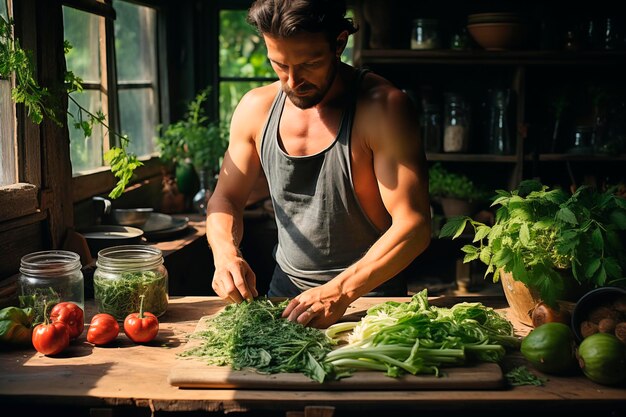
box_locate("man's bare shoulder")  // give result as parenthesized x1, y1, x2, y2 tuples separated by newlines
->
(355, 72, 416, 140)
(232, 82, 280, 142)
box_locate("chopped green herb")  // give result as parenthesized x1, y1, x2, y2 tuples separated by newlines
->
(18, 287, 60, 324)
(179, 298, 334, 383)
(506, 366, 548, 386)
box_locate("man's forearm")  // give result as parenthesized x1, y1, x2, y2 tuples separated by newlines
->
(334, 216, 431, 301)
(206, 197, 245, 263)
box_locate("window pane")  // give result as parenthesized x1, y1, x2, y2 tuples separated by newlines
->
(68, 90, 104, 174)
(114, 1, 159, 158)
(0, 1, 7, 20)
(114, 1, 157, 83)
(118, 88, 157, 157)
(219, 81, 271, 124)
(63, 7, 101, 83)
(0, 79, 16, 186)
(219, 10, 274, 78)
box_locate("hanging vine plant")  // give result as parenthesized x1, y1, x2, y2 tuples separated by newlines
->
(0, 16, 140, 199)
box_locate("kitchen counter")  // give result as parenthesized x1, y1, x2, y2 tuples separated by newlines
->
(1, 296, 624, 416)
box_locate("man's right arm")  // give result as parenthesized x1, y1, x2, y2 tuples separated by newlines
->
(206, 88, 268, 303)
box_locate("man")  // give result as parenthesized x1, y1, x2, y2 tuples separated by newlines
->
(206, 0, 431, 328)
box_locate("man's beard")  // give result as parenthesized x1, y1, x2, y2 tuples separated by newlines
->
(282, 60, 338, 109)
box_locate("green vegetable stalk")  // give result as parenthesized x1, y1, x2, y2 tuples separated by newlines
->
(0, 306, 35, 347)
(324, 290, 520, 378)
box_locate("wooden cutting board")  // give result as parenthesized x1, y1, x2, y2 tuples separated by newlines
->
(168, 314, 505, 390)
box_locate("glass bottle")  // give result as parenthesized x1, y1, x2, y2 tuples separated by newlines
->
(487, 89, 513, 155)
(422, 103, 442, 153)
(443, 94, 470, 153)
(94, 245, 168, 321)
(19, 250, 84, 323)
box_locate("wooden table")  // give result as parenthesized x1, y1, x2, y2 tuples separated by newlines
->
(1, 296, 625, 416)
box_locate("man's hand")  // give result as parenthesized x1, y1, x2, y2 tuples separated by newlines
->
(282, 282, 351, 328)
(212, 256, 258, 303)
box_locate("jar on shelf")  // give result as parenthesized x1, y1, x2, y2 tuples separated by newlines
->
(19, 250, 84, 323)
(411, 18, 441, 50)
(94, 245, 168, 321)
(487, 89, 514, 155)
(422, 103, 442, 152)
(443, 93, 470, 153)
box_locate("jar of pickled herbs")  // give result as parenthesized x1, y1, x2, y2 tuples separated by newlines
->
(93, 245, 168, 321)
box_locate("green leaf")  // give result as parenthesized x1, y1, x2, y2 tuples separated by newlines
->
(609, 209, 626, 230)
(556, 207, 578, 225)
(591, 227, 604, 251)
(584, 258, 601, 278)
(461, 245, 480, 263)
(439, 217, 469, 239)
(603, 257, 622, 279)
(594, 265, 607, 286)
(473, 225, 491, 243)
(479, 246, 492, 265)
(519, 223, 531, 247)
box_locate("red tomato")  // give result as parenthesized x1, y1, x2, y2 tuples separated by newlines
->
(32, 321, 70, 356)
(124, 311, 159, 343)
(87, 313, 119, 346)
(50, 302, 84, 339)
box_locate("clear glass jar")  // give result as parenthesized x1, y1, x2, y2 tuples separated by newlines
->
(19, 250, 84, 323)
(422, 103, 442, 152)
(443, 93, 470, 153)
(94, 245, 168, 321)
(411, 19, 441, 50)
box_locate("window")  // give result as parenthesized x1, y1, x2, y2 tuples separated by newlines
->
(0, 1, 16, 187)
(63, 0, 161, 176)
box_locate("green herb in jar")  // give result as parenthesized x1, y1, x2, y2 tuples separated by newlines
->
(18, 287, 60, 324)
(93, 271, 168, 321)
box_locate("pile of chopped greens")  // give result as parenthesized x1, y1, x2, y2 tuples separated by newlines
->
(324, 289, 520, 378)
(93, 271, 168, 320)
(179, 298, 334, 383)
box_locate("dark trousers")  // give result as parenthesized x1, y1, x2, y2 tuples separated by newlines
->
(267, 265, 408, 298)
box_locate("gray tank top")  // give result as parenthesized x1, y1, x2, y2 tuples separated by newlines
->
(260, 70, 382, 291)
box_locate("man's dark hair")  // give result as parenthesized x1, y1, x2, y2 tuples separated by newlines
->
(247, 0, 358, 44)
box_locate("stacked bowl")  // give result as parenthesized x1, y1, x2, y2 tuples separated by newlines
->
(467, 12, 527, 51)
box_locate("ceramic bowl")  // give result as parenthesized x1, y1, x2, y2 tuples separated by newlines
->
(79, 225, 144, 258)
(112, 208, 154, 228)
(571, 286, 626, 343)
(467, 22, 526, 51)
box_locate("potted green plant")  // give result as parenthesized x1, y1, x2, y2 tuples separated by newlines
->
(429, 163, 490, 218)
(439, 179, 626, 325)
(156, 88, 228, 213)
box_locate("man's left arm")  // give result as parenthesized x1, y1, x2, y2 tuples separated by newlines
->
(283, 87, 432, 327)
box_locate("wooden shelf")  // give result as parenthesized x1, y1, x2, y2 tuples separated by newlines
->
(426, 153, 517, 163)
(360, 49, 626, 66)
(525, 153, 626, 162)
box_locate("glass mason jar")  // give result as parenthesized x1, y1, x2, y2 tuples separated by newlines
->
(443, 93, 470, 153)
(94, 245, 168, 321)
(411, 18, 441, 50)
(19, 250, 84, 323)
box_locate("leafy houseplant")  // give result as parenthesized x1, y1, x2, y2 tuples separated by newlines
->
(156, 88, 227, 195)
(429, 163, 490, 217)
(440, 180, 626, 308)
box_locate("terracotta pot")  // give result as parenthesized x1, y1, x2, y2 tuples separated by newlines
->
(440, 197, 479, 218)
(500, 269, 583, 327)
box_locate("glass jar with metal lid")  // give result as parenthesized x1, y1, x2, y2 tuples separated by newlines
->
(94, 245, 168, 321)
(19, 250, 84, 323)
